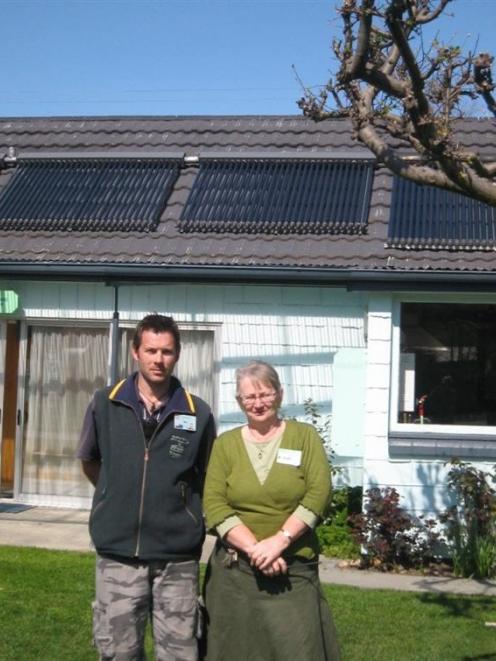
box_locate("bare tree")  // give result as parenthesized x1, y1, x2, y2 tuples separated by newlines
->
(298, 0, 496, 206)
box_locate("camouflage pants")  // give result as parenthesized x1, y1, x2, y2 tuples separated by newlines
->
(92, 555, 200, 661)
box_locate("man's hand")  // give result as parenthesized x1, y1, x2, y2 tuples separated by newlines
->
(81, 459, 101, 486)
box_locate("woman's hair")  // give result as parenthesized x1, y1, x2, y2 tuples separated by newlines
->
(235, 361, 282, 396)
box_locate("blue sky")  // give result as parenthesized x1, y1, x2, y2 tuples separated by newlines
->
(1, 0, 496, 117)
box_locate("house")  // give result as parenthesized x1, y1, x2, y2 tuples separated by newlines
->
(0, 115, 495, 517)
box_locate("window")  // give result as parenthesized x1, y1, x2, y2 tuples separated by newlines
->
(118, 326, 216, 408)
(397, 303, 496, 427)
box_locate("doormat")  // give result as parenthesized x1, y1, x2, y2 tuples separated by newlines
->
(0, 503, 33, 514)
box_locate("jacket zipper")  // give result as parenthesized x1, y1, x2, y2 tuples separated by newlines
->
(134, 446, 149, 557)
(134, 408, 176, 556)
(113, 397, 195, 557)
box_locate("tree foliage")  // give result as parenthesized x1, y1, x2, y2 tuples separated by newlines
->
(298, 0, 496, 206)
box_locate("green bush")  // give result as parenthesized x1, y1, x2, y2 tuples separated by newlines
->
(317, 486, 362, 559)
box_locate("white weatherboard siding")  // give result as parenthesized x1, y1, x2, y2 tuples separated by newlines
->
(2, 280, 369, 506)
(121, 284, 367, 447)
(5, 281, 115, 318)
(332, 348, 367, 486)
(364, 456, 494, 518)
(5, 279, 493, 512)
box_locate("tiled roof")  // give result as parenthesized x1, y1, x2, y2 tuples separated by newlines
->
(0, 115, 495, 278)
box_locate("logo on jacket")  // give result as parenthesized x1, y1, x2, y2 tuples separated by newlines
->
(169, 434, 191, 458)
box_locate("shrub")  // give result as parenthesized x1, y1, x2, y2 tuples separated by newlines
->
(300, 399, 362, 559)
(349, 487, 439, 570)
(317, 486, 362, 559)
(440, 459, 496, 579)
(301, 397, 337, 470)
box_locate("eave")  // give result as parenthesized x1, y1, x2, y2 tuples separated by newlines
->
(1, 261, 496, 293)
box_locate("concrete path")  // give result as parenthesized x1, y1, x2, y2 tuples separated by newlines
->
(1, 502, 496, 596)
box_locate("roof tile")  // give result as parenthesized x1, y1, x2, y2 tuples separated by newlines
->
(0, 115, 495, 275)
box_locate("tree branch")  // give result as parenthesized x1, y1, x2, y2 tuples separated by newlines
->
(298, 0, 496, 206)
(474, 53, 496, 117)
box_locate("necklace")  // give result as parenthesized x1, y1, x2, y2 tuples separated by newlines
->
(139, 388, 168, 415)
(253, 440, 273, 460)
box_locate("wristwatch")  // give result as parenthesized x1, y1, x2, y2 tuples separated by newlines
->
(279, 528, 293, 542)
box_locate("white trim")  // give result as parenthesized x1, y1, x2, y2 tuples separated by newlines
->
(13, 321, 27, 500)
(389, 299, 402, 431)
(21, 317, 111, 327)
(398, 291, 496, 305)
(117, 320, 222, 332)
(12, 493, 92, 510)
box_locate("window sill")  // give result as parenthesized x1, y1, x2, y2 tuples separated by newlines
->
(389, 431, 496, 459)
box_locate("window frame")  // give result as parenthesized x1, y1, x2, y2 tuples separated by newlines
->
(389, 293, 496, 453)
(116, 319, 221, 417)
(15, 318, 111, 507)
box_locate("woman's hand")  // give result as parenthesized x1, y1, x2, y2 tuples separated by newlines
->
(250, 533, 290, 571)
(261, 556, 288, 577)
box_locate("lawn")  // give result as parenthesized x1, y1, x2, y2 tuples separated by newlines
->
(1, 546, 495, 661)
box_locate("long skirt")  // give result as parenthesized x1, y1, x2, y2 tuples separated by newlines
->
(201, 544, 341, 661)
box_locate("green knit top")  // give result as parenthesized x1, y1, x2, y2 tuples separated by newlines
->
(203, 419, 331, 559)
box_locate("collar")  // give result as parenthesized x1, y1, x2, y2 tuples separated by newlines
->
(108, 373, 196, 419)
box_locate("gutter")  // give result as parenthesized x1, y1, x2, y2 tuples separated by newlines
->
(1, 261, 496, 292)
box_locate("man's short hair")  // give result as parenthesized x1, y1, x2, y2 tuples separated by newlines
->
(132, 314, 181, 354)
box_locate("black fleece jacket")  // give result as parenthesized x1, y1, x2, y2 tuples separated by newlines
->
(89, 374, 216, 561)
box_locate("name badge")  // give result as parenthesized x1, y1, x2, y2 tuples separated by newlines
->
(174, 414, 197, 432)
(276, 449, 302, 467)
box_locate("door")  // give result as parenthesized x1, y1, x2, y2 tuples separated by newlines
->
(16, 323, 109, 505)
(1, 321, 20, 495)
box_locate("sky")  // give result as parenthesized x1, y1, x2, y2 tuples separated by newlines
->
(1, 0, 496, 118)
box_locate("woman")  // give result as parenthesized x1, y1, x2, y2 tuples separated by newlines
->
(202, 361, 340, 661)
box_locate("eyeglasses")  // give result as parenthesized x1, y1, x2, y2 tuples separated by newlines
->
(238, 391, 278, 407)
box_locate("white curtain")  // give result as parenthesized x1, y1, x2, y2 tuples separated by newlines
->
(21, 326, 108, 497)
(119, 328, 215, 407)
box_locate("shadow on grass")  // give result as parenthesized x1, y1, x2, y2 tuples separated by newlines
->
(417, 592, 496, 619)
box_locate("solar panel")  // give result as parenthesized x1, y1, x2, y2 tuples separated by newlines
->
(0, 158, 180, 232)
(180, 158, 373, 234)
(388, 176, 496, 249)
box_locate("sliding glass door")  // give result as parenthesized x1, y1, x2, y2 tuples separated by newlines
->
(18, 324, 108, 504)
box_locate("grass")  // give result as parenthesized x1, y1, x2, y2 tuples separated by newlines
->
(1, 546, 496, 661)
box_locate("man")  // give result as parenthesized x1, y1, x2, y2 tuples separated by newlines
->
(77, 314, 216, 661)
